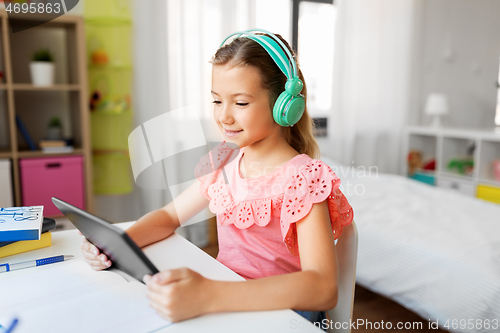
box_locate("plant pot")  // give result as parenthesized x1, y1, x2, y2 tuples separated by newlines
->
(47, 126, 62, 140)
(30, 61, 55, 86)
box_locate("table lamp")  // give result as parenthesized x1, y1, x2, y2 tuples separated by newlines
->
(425, 93, 448, 127)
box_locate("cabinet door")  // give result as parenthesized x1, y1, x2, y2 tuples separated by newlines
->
(436, 177, 476, 197)
(0, 160, 14, 208)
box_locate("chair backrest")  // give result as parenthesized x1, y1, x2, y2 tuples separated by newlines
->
(327, 221, 358, 333)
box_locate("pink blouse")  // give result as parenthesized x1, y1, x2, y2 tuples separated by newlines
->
(195, 145, 353, 280)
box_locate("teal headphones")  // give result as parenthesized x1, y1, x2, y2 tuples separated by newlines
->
(219, 28, 305, 127)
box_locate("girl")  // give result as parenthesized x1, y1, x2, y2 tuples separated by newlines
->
(81, 29, 353, 327)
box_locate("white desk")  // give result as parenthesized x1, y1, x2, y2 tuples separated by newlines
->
(0, 222, 322, 332)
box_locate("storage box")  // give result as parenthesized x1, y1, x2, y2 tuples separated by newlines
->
(93, 153, 133, 195)
(0, 159, 13, 208)
(477, 184, 500, 205)
(89, 66, 132, 102)
(409, 171, 435, 186)
(85, 0, 132, 22)
(86, 24, 132, 67)
(91, 110, 132, 150)
(20, 156, 85, 216)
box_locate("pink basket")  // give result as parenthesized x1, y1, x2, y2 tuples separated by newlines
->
(20, 156, 85, 217)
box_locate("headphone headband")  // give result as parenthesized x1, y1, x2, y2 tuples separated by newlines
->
(219, 29, 297, 79)
(218, 29, 305, 127)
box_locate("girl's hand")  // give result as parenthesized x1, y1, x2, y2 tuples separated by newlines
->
(144, 268, 214, 322)
(79, 231, 112, 270)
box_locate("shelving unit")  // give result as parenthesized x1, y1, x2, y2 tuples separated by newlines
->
(0, 10, 93, 212)
(404, 126, 500, 203)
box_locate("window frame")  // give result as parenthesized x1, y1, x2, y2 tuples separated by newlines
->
(290, 0, 334, 54)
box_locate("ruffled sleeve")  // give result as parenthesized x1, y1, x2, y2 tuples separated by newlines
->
(194, 142, 236, 200)
(280, 159, 354, 256)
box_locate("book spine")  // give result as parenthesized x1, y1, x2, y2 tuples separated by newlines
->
(0, 218, 55, 247)
(15, 115, 36, 151)
(0, 232, 52, 258)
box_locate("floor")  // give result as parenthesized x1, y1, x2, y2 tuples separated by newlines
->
(352, 286, 447, 333)
(54, 218, 448, 332)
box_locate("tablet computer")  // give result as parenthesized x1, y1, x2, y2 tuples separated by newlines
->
(52, 197, 159, 282)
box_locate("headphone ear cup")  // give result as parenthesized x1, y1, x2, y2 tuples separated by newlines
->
(273, 91, 292, 126)
(273, 91, 305, 127)
(285, 96, 305, 126)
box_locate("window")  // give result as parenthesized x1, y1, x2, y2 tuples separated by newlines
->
(292, 0, 336, 116)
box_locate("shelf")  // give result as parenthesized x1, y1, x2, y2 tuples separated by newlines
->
(89, 64, 132, 70)
(0, 10, 93, 211)
(0, 150, 13, 159)
(1, 10, 82, 26)
(17, 149, 84, 158)
(440, 171, 474, 181)
(12, 84, 81, 91)
(85, 18, 132, 26)
(478, 178, 500, 188)
(409, 126, 500, 142)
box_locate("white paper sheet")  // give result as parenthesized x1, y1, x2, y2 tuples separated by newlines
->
(0, 260, 172, 333)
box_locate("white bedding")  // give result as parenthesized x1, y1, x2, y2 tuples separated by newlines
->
(321, 158, 500, 333)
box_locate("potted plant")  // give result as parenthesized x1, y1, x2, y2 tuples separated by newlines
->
(30, 49, 55, 86)
(47, 116, 62, 140)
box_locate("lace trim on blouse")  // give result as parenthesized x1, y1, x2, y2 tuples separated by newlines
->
(196, 153, 353, 256)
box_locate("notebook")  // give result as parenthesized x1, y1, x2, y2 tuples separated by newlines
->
(0, 260, 172, 333)
(0, 232, 52, 258)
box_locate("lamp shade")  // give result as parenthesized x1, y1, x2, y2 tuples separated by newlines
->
(425, 93, 449, 116)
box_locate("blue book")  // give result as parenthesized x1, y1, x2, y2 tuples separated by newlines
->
(0, 206, 44, 242)
(16, 115, 36, 151)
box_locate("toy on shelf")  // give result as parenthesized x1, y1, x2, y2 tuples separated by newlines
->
(91, 49, 109, 66)
(408, 150, 436, 174)
(493, 159, 500, 182)
(89, 89, 130, 113)
(447, 158, 474, 176)
(408, 150, 422, 176)
(422, 158, 436, 171)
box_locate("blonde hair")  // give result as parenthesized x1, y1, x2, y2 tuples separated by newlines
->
(210, 33, 320, 159)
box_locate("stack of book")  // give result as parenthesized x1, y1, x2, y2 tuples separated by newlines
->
(0, 206, 55, 258)
(39, 140, 74, 154)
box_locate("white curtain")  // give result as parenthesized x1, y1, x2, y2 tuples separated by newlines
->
(327, 0, 418, 175)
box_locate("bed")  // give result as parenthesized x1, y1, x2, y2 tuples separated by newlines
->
(320, 157, 500, 333)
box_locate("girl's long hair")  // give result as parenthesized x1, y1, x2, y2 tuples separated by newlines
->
(210, 33, 320, 159)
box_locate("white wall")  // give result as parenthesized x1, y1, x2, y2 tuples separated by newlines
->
(411, 0, 500, 128)
(320, 0, 416, 174)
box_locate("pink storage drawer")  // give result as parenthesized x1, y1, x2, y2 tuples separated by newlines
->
(20, 156, 85, 217)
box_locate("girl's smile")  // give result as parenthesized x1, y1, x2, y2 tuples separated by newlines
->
(224, 128, 243, 137)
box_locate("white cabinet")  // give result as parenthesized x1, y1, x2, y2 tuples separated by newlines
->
(404, 126, 500, 203)
(436, 177, 476, 197)
(0, 159, 13, 207)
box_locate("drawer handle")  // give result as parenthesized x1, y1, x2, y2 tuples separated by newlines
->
(451, 183, 459, 189)
(46, 163, 61, 168)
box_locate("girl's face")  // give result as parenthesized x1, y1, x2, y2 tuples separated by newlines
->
(211, 64, 281, 148)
